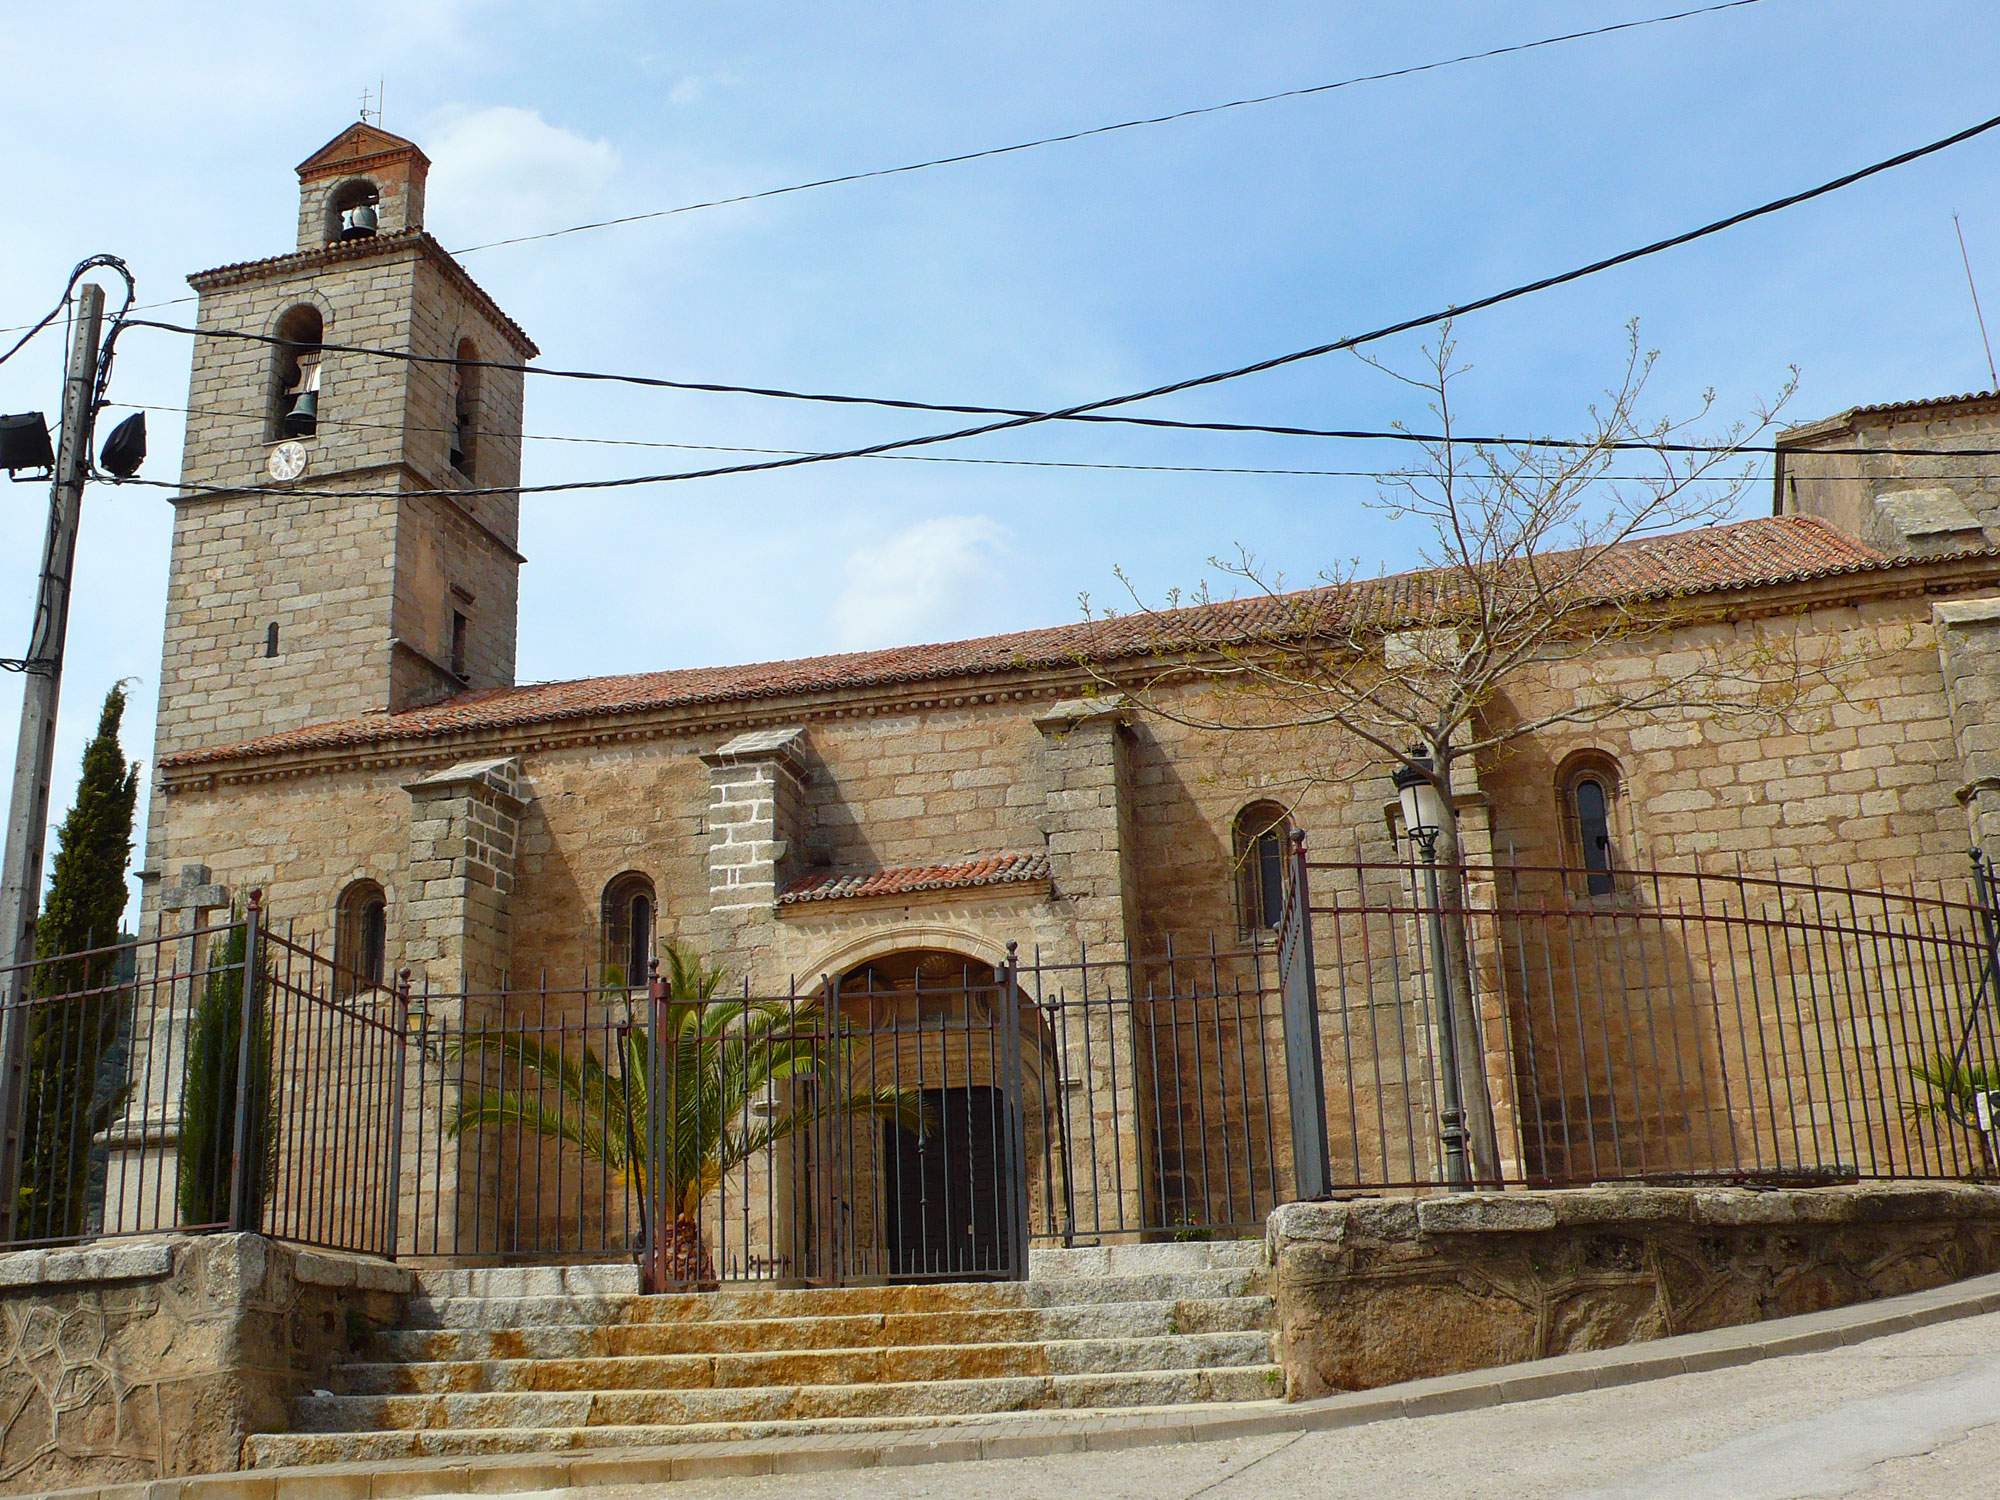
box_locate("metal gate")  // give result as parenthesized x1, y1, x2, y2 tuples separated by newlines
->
(633, 960, 1031, 1289)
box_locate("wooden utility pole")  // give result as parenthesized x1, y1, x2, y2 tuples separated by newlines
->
(0, 282, 105, 1236)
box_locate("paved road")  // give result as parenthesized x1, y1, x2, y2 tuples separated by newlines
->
(506, 1308, 2000, 1500)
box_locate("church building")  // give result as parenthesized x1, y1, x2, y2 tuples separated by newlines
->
(132, 122, 2000, 1256)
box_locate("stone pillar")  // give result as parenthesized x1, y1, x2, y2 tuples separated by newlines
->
(699, 727, 809, 987)
(397, 758, 525, 1258)
(100, 865, 229, 1235)
(1034, 695, 1146, 1238)
(401, 757, 525, 1007)
(1936, 598, 2000, 866)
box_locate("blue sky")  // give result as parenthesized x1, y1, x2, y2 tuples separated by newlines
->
(2, 0, 1998, 908)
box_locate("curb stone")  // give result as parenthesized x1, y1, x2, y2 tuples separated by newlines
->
(45, 1269, 2000, 1500)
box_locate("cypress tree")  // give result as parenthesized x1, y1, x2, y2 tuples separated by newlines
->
(17, 685, 139, 1239)
(176, 921, 275, 1229)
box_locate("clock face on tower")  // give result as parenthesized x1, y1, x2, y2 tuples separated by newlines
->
(267, 440, 308, 483)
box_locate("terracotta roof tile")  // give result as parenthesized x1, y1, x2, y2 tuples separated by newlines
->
(160, 516, 1924, 770)
(778, 854, 1051, 906)
(188, 230, 537, 358)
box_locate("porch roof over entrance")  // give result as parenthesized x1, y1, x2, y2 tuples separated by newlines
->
(778, 852, 1051, 907)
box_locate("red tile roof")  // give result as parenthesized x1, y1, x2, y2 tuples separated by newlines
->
(161, 516, 1924, 770)
(778, 854, 1051, 906)
(188, 230, 537, 359)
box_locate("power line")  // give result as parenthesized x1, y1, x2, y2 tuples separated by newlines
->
(96, 398, 2000, 482)
(448, 0, 1776, 256)
(124, 105, 2000, 483)
(0, 2, 1783, 341)
(124, 314, 2000, 461)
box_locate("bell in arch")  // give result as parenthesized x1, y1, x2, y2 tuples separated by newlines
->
(282, 354, 322, 437)
(340, 201, 379, 239)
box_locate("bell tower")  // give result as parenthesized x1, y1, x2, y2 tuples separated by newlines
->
(153, 121, 537, 764)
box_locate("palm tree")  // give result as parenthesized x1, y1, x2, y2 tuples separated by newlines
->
(446, 944, 923, 1286)
(1905, 1049, 2000, 1175)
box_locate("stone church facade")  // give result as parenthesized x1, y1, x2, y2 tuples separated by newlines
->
(129, 123, 2000, 1250)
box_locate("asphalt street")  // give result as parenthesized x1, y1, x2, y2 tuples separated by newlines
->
(501, 1307, 2000, 1500)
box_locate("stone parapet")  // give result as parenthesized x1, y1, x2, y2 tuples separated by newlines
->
(1267, 1181, 2000, 1400)
(0, 1233, 409, 1494)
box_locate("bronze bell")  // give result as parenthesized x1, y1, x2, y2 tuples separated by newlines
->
(282, 390, 318, 437)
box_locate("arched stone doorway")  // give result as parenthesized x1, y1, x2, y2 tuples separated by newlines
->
(833, 949, 1052, 1280)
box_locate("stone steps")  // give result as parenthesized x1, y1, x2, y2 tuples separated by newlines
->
(291, 1364, 1282, 1434)
(366, 1294, 1275, 1362)
(246, 1393, 1293, 1469)
(337, 1330, 1276, 1394)
(250, 1241, 1279, 1471)
(399, 1270, 1266, 1328)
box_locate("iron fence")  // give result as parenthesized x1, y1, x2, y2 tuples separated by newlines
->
(1020, 938, 1290, 1246)
(0, 916, 244, 1247)
(0, 895, 404, 1253)
(5, 845, 1997, 1275)
(390, 941, 1295, 1280)
(1307, 854, 2000, 1191)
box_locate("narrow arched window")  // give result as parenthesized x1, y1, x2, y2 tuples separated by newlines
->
(334, 880, 388, 998)
(270, 304, 324, 441)
(601, 872, 656, 988)
(1233, 802, 1292, 933)
(1557, 751, 1627, 899)
(449, 337, 480, 478)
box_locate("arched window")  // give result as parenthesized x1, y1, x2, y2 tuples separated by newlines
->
(324, 178, 380, 243)
(1557, 752, 1626, 898)
(334, 880, 388, 998)
(270, 304, 323, 441)
(449, 337, 480, 478)
(601, 872, 656, 988)
(1232, 802, 1292, 933)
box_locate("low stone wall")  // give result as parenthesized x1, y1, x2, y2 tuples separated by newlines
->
(1268, 1182, 2000, 1400)
(0, 1235, 410, 1495)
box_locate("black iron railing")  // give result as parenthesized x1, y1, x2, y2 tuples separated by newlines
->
(1306, 854, 2000, 1191)
(3, 847, 1995, 1273)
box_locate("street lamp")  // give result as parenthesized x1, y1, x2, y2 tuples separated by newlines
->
(1392, 749, 1471, 1190)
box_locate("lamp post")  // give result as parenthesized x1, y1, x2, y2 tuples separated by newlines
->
(1393, 749, 1471, 1190)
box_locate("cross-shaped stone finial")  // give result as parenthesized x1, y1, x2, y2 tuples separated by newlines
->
(161, 864, 228, 914)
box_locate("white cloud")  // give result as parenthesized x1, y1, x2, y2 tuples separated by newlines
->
(666, 72, 738, 107)
(421, 106, 619, 243)
(830, 516, 1011, 651)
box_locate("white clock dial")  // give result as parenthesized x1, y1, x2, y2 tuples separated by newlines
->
(267, 441, 308, 482)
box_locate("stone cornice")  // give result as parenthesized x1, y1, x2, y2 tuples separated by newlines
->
(187, 229, 537, 359)
(156, 552, 2000, 793)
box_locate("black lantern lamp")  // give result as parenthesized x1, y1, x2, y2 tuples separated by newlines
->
(1392, 744, 1471, 1188)
(1392, 747, 1448, 855)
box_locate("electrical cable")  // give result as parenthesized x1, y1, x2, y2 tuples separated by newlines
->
(0, 0, 1783, 339)
(113, 103, 2000, 497)
(123, 316, 2000, 462)
(448, 0, 1777, 257)
(96, 398, 2000, 483)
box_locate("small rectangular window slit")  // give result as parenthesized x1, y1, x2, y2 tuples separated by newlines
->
(264, 622, 279, 658)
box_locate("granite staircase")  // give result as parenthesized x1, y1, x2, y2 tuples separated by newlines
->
(247, 1241, 1281, 1467)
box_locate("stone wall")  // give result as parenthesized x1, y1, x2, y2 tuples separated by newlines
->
(1268, 1182, 2000, 1400)
(1781, 399, 2000, 556)
(0, 1235, 409, 1494)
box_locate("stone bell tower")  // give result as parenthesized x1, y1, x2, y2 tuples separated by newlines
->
(153, 120, 538, 765)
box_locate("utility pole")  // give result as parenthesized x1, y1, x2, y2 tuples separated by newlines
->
(0, 282, 106, 1237)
